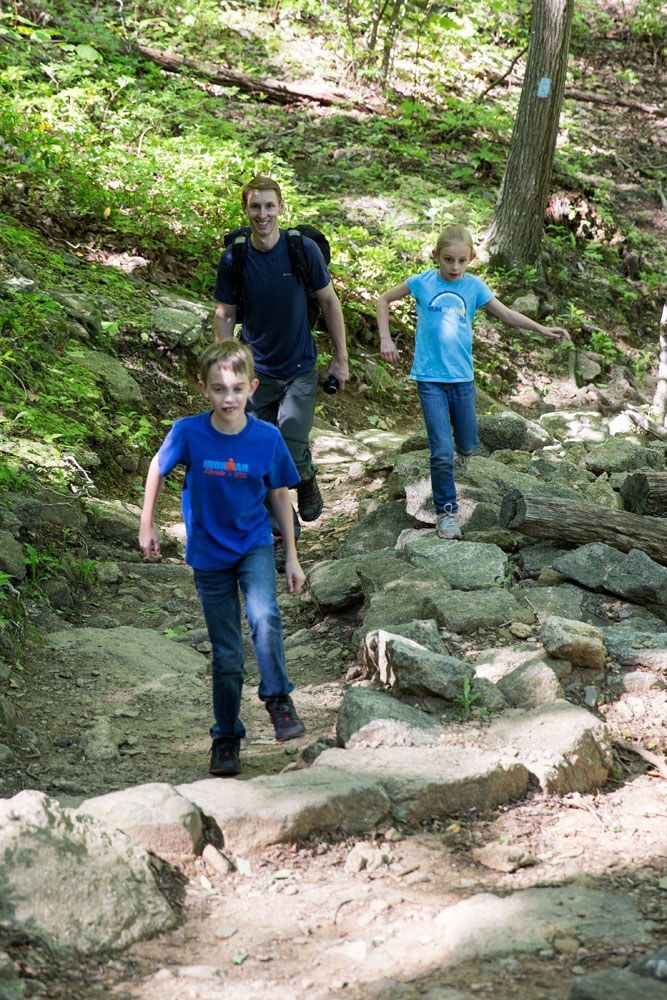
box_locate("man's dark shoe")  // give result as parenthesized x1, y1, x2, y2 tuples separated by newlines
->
(273, 536, 286, 574)
(296, 474, 323, 522)
(265, 695, 306, 742)
(209, 737, 241, 776)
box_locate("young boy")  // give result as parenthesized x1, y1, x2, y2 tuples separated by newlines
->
(139, 340, 307, 777)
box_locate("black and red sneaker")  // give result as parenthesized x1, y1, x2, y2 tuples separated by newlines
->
(265, 696, 306, 742)
(209, 737, 241, 776)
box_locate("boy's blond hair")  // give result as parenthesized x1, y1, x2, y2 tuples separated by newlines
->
(434, 225, 475, 257)
(198, 340, 255, 382)
(241, 175, 283, 209)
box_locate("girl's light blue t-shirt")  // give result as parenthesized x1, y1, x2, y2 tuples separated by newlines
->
(406, 270, 494, 382)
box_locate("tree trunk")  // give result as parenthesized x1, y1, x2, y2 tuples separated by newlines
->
(620, 472, 667, 517)
(649, 302, 667, 426)
(484, 0, 574, 268)
(499, 489, 667, 566)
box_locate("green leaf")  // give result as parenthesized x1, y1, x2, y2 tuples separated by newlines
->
(75, 44, 102, 63)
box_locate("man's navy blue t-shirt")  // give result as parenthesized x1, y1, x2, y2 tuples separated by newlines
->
(214, 231, 330, 379)
(157, 412, 300, 569)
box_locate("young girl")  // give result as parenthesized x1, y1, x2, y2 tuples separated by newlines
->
(376, 225, 568, 539)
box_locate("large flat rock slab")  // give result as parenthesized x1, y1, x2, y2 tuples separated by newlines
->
(176, 767, 391, 853)
(434, 885, 654, 963)
(336, 686, 444, 748)
(482, 700, 612, 794)
(313, 746, 531, 824)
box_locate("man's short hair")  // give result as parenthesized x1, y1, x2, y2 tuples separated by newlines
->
(241, 175, 283, 208)
(199, 340, 255, 382)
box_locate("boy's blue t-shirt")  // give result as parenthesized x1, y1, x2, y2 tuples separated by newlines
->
(406, 270, 494, 382)
(214, 232, 331, 379)
(157, 412, 300, 569)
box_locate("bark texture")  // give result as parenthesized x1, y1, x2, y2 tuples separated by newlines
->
(485, 0, 575, 267)
(620, 472, 667, 517)
(499, 489, 667, 566)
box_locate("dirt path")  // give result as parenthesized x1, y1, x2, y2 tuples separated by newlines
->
(4, 423, 667, 999)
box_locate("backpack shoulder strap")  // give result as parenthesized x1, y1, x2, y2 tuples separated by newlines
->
(285, 228, 310, 288)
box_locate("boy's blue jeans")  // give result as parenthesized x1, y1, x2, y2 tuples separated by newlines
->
(417, 380, 478, 514)
(193, 544, 294, 742)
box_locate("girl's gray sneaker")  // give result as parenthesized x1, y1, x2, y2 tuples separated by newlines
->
(436, 509, 462, 540)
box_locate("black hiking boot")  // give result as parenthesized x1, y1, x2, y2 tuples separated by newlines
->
(265, 695, 306, 742)
(296, 474, 323, 522)
(209, 737, 241, 776)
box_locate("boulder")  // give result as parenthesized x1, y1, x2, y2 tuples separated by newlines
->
(603, 549, 667, 607)
(570, 969, 667, 999)
(380, 637, 474, 700)
(176, 768, 391, 853)
(151, 306, 204, 349)
(497, 661, 563, 708)
(484, 700, 612, 794)
(477, 412, 554, 452)
(307, 556, 365, 612)
(401, 535, 508, 590)
(361, 621, 450, 680)
(473, 645, 573, 683)
(584, 437, 663, 476)
(314, 746, 530, 824)
(340, 501, 420, 557)
(357, 579, 448, 640)
(85, 498, 178, 555)
(540, 616, 606, 670)
(425, 589, 533, 633)
(0, 530, 25, 580)
(75, 349, 144, 406)
(553, 543, 626, 591)
(336, 687, 443, 748)
(78, 783, 204, 859)
(539, 411, 609, 443)
(0, 791, 178, 955)
(602, 623, 667, 671)
(49, 290, 102, 335)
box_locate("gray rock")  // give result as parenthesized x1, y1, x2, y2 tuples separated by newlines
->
(512, 583, 596, 624)
(76, 349, 144, 405)
(49, 290, 102, 335)
(570, 969, 667, 999)
(0, 790, 178, 955)
(484, 700, 612, 793)
(575, 353, 603, 382)
(630, 945, 667, 981)
(81, 716, 119, 761)
(497, 662, 563, 708)
(40, 576, 74, 610)
(340, 501, 420, 557)
(539, 410, 609, 444)
(621, 671, 666, 693)
(541, 615, 606, 670)
(151, 306, 204, 348)
(386, 449, 430, 499)
(357, 579, 448, 641)
(464, 502, 502, 532)
(177, 768, 391, 853)
(337, 687, 443, 748)
(471, 677, 507, 711)
(425, 589, 533, 633)
(518, 543, 570, 575)
(95, 561, 122, 585)
(78, 783, 204, 859)
(355, 549, 421, 597)
(380, 637, 474, 701)
(510, 292, 539, 319)
(584, 685, 599, 707)
(314, 746, 530, 824)
(362, 621, 449, 679)
(402, 535, 508, 590)
(477, 412, 554, 452)
(472, 841, 537, 873)
(602, 623, 667, 670)
(0, 530, 25, 580)
(307, 556, 365, 612)
(604, 549, 667, 607)
(585, 438, 664, 476)
(435, 885, 653, 964)
(553, 543, 626, 591)
(85, 498, 175, 554)
(6, 490, 87, 532)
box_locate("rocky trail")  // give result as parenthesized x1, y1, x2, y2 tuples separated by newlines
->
(1, 403, 666, 1000)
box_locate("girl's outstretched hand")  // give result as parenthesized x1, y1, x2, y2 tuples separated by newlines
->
(380, 337, 401, 363)
(285, 557, 306, 595)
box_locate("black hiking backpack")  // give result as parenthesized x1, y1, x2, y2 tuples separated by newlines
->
(222, 224, 331, 329)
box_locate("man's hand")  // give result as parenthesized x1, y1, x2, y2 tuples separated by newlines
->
(284, 556, 306, 594)
(326, 357, 349, 390)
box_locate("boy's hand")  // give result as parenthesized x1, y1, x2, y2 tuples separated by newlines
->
(139, 524, 161, 560)
(542, 326, 570, 340)
(284, 556, 306, 595)
(380, 337, 401, 363)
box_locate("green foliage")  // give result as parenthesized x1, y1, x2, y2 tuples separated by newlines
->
(453, 674, 486, 721)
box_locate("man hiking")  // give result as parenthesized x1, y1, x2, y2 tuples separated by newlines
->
(214, 175, 348, 568)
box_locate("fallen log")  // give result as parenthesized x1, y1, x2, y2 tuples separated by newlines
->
(620, 472, 667, 518)
(499, 489, 667, 566)
(133, 43, 380, 113)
